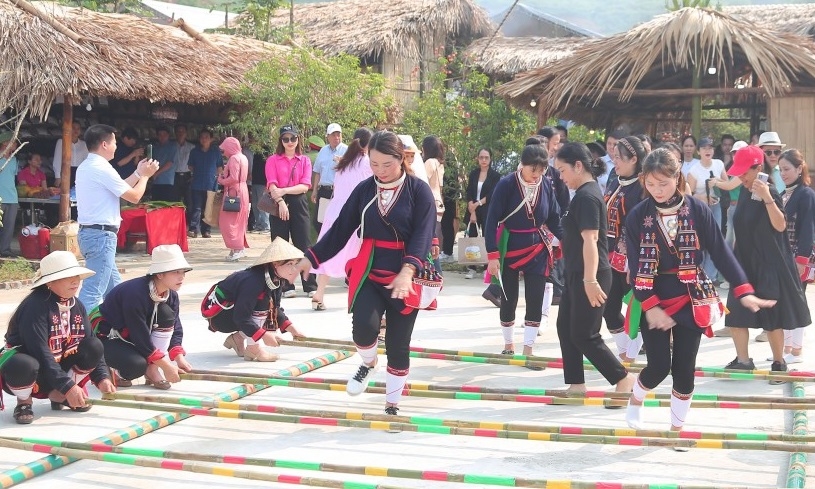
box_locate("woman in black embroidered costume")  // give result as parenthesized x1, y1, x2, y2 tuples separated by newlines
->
(1, 251, 113, 424)
(553, 143, 635, 395)
(485, 143, 563, 361)
(624, 148, 774, 433)
(300, 131, 436, 417)
(722, 145, 811, 379)
(603, 136, 646, 362)
(203, 238, 306, 363)
(776, 149, 815, 363)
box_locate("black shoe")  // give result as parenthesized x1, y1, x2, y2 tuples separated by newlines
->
(384, 405, 401, 433)
(50, 400, 92, 412)
(770, 360, 788, 385)
(724, 357, 756, 371)
(187, 231, 198, 238)
(501, 349, 514, 355)
(482, 289, 501, 308)
(202, 232, 212, 238)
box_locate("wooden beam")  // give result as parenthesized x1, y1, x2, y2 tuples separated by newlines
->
(59, 105, 72, 223)
(574, 86, 815, 99)
(11, 0, 82, 43)
(172, 19, 216, 48)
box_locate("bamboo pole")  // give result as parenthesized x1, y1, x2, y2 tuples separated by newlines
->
(0, 435, 736, 489)
(282, 338, 815, 381)
(785, 382, 809, 488)
(93, 397, 815, 453)
(59, 107, 72, 222)
(188, 368, 815, 404)
(11, 0, 82, 43)
(171, 19, 216, 48)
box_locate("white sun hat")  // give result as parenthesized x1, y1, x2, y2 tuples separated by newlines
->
(31, 251, 95, 288)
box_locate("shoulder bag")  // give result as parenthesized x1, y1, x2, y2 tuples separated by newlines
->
(258, 159, 299, 216)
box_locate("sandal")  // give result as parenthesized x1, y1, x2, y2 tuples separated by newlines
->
(311, 299, 326, 311)
(144, 377, 172, 390)
(50, 399, 92, 412)
(13, 403, 34, 424)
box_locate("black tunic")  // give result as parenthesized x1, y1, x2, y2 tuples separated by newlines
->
(783, 184, 815, 261)
(725, 187, 811, 330)
(562, 182, 609, 274)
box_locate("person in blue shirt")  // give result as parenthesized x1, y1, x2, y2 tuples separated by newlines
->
(0, 133, 19, 258)
(149, 126, 178, 202)
(187, 129, 223, 238)
(111, 127, 144, 180)
(310, 123, 347, 233)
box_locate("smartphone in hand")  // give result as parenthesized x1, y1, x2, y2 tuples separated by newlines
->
(145, 144, 153, 161)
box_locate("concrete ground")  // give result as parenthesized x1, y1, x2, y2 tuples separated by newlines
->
(0, 231, 813, 488)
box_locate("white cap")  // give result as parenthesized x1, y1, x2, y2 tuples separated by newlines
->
(731, 140, 748, 153)
(326, 123, 342, 135)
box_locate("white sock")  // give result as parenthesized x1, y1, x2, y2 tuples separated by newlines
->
(670, 391, 693, 429)
(501, 324, 515, 344)
(541, 282, 553, 317)
(385, 369, 409, 404)
(787, 329, 804, 350)
(626, 377, 649, 430)
(10, 385, 33, 400)
(611, 331, 629, 357)
(356, 342, 378, 366)
(626, 333, 643, 360)
(523, 322, 539, 347)
(150, 329, 173, 354)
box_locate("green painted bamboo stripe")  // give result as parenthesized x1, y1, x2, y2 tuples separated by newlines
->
(341, 483, 378, 489)
(417, 425, 451, 434)
(101, 453, 137, 465)
(454, 392, 483, 400)
(276, 460, 322, 470)
(462, 474, 515, 486)
(409, 416, 445, 426)
(735, 433, 769, 441)
(517, 388, 547, 395)
(785, 381, 808, 489)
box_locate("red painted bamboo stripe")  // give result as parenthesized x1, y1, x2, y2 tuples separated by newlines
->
(585, 391, 607, 398)
(257, 405, 278, 413)
(618, 438, 643, 446)
(720, 402, 740, 409)
(422, 471, 450, 481)
(461, 385, 481, 392)
(561, 427, 583, 435)
(694, 371, 704, 377)
(412, 347, 428, 352)
(222, 455, 246, 464)
(32, 444, 52, 454)
(516, 395, 549, 403)
(189, 408, 209, 415)
(278, 475, 302, 484)
(161, 460, 184, 470)
(428, 353, 446, 360)
(596, 483, 624, 489)
(299, 417, 339, 426)
(90, 443, 114, 452)
(549, 361, 564, 368)
(789, 371, 815, 377)
(679, 431, 703, 439)
(473, 429, 499, 437)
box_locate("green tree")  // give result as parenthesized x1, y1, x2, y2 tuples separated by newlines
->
(225, 48, 396, 149)
(665, 0, 712, 10)
(399, 52, 536, 197)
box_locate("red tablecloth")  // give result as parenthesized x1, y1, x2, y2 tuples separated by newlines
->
(118, 206, 189, 253)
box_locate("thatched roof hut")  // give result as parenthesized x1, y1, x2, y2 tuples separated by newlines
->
(497, 7, 815, 130)
(724, 3, 815, 37)
(464, 36, 591, 79)
(257, 0, 492, 59)
(0, 0, 284, 119)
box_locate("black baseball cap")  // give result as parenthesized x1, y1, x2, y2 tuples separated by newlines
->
(279, 125, 299, 137)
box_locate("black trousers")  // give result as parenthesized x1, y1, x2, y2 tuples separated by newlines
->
(208, 297, 269, 335)
(353, 281, 418, 371)
(556, 269, 627, 385)
(639, 320, 702, 395)
(1, 336, 104, 394)
(602, 269, 630, 333)
(312, 185, 334, 234)
(271, 193, 317, 292)
(499, 267, 546, 324)
(440, 201, 457, 256)
(101, 338, 149, 381)
(175, 172, 192, 220)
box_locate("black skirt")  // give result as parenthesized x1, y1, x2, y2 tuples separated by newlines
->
(725, 189, 811, 330)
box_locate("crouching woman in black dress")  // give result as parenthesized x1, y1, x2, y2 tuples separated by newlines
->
(204, 237, 305, 362)
(624, 148, 775, 432)
(1, 251, 113, 424)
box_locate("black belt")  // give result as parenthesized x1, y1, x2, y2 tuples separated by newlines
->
(319, 185, 334, 189)
(80, 224, 119, 233)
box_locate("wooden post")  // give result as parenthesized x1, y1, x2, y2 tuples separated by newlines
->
(59, 104, 73, 223)
(691, 66, 702, 139)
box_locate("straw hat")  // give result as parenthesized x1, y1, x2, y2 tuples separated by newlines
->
(32, 251, 95, 288)
(148, 244, 192, 275)
(253, 238, 304, 267)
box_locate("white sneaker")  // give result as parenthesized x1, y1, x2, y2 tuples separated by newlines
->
(465, 269, 476, 279)
(282, 290, 297, 298)
(785, 353, 804, 364)
(719, 281, 730, 290)
(232, 249, 246, 260)
(225, 251, 237, 262)
(346, 362, 378, 396)
(755, 331, 769, 342)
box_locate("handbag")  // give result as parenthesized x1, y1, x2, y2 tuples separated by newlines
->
(457, 222, 487, 265)
(221, 163, 243, 212)
(404, 259, 443, 311)
(203, 190, 223, 227)
(258, 159, 299, 217)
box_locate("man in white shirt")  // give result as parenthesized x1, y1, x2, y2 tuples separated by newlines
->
(311, 123, 347, 233)
(52, 119, 89, 188)
(173, 124, 195, 206)
(76, 124, 159, 311)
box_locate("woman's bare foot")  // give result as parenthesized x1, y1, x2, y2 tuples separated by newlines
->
(614, 373, 636, 394)
(522, 346, 534, 356)
(566, 384, 587, 395)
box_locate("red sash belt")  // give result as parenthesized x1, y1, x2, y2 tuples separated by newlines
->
(504, 243, 545, 269)
(346, 239, 404, 312)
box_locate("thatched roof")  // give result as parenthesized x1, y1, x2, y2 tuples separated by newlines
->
(464, 36, 592, 79)
(497, 7, 815, 128)
(724, 3, 815, 37)
(0, 0, 285, 119)
(252, 0, 493, 59)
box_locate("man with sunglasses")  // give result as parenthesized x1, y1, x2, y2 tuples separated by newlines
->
(758, 132, 786, 194)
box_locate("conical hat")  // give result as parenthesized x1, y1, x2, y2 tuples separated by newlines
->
(253, 238, 304, 267)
